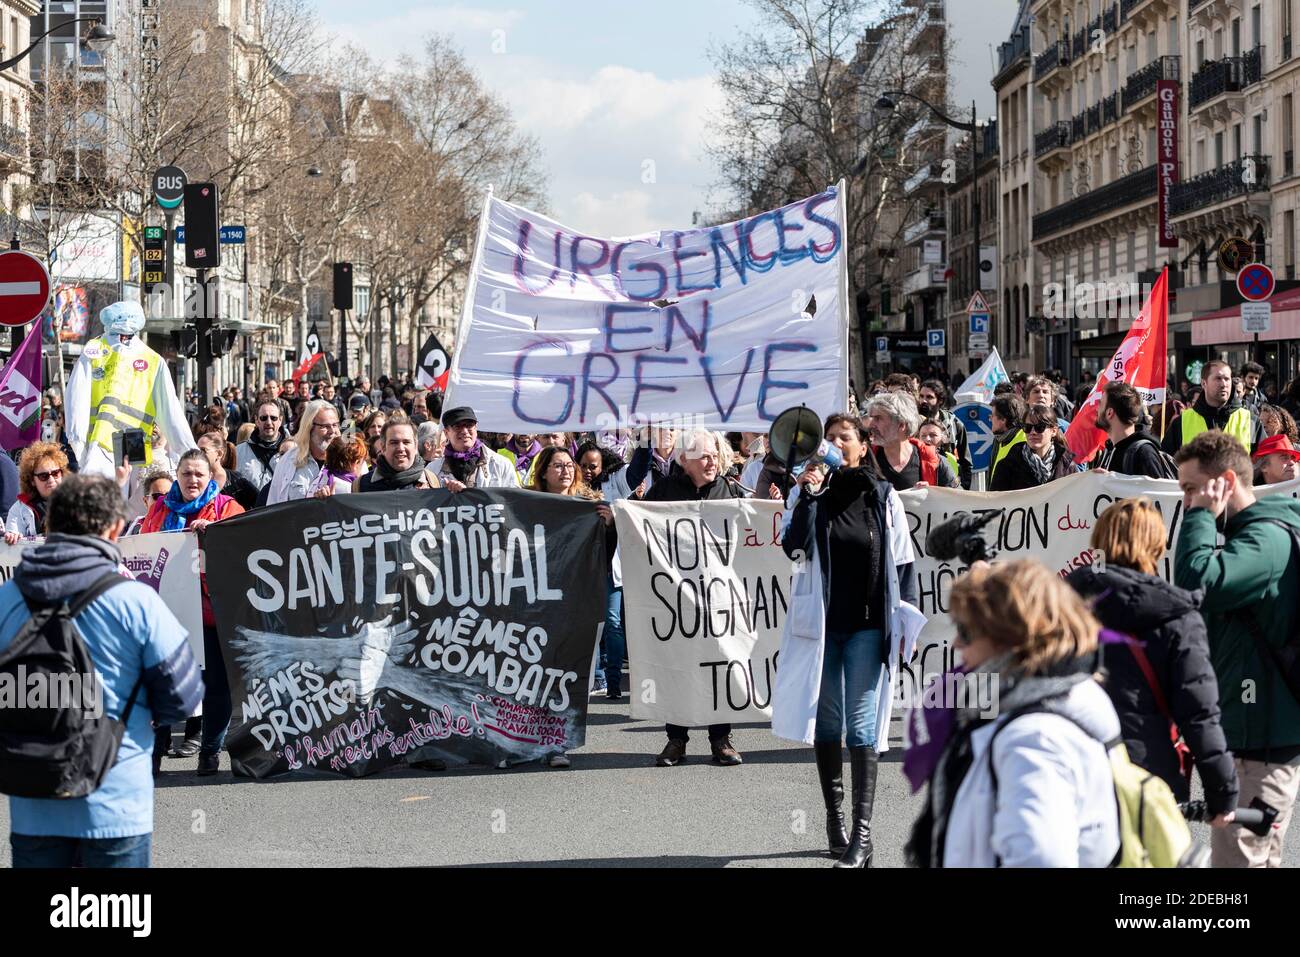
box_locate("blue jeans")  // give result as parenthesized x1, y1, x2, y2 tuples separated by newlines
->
(814, 628, 886, 748)
(603, 576, 625, 693)
(10, 832, 152, 868)
(202, 625, 232, 757)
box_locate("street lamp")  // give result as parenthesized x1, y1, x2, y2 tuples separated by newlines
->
(0, 19, 114, 72)
(873, 89, 981, 371)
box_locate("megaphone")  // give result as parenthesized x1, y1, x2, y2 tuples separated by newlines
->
(770, 405, 844, 475)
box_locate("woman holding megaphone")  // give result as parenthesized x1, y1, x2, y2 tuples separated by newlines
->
(773, 412, 922, 867)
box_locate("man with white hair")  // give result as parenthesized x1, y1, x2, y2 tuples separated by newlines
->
(64, 300, 196, 478)
(266, 399, 341, 504)
(416, 420, 442, 464)
(642, 428, 749, 767)
(864, 392, 958, 492)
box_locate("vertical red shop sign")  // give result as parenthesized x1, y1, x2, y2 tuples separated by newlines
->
(1157, 79, 1179, 248)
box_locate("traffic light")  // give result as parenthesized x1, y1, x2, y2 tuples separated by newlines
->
(174, 329, 198, 358)
(183, 182, 220, 269)
(209, 329, 237, 357)
(333, 262, 353, 310)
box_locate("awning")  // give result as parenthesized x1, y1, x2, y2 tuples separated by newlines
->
(1191, 288, 1300, 345)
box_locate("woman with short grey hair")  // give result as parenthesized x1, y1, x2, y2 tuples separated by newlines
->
(864, 392, 957, 491)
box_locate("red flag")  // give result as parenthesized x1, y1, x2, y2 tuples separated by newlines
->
(290, 350, 326, 387)
(1065, 267, 1169, 464)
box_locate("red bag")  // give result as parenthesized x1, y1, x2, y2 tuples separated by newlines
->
(1122, 635, 1194, 790)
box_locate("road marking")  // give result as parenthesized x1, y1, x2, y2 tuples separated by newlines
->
(400, 795, 431, 803)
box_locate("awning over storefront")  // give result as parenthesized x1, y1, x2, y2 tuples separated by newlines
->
(1191, 289, 1300, 345)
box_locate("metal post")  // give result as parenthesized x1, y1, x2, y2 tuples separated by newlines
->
(196, 267, 212, 406)
(970, 100, 980, 367)
(163, 209, 175, 320)
(338, 308, 348, 379)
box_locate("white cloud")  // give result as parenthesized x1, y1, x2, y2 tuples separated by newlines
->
(321, 8, 726, 235)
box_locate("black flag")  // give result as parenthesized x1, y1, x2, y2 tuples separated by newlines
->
(300, 321, 323, 367)
(415, 332, 450, 391)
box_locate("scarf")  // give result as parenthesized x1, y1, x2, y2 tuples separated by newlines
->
(443, 438, 485, 483)
(18, 492, 46, 533)
(512, 439, 541, 478)
(1029, 442, 1057, 484)
(321, 467, 357, 489)
(367, 455, 428, 491)
(247, 429, 285, 467)
(161, 479, 219, 531)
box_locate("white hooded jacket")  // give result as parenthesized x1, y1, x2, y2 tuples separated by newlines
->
(942, 677, 1122, 867)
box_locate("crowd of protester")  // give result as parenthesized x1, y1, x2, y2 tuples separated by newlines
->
(5, 356, 1300, 870)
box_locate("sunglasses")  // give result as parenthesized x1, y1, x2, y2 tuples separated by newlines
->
(148, 491, 167, 502)
(258, 415, 280, 422)
(1025, 422, 1054, 434)
(34, 468, 62, 482)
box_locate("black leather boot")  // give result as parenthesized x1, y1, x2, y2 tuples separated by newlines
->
(813, 741, 849, 857)
(834, 746, 878, 868)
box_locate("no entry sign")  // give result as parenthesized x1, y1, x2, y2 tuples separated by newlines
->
(0, 251, 50, 327)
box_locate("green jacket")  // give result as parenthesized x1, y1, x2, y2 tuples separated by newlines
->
(1174, 496, 1300, 753)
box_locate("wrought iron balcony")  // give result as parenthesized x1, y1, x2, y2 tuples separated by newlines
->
(1169, 154, 1269, 216)
(1071, 28, 1086, 60)
(1102, 3, 1118, 33)
(1189, 47, 1263, 110)
(1102, 92, 1120, 126)
(1188, 0, 1213, 11)
(1035, 121, 1071, 157)
(1087, 103, 1101, 132)
(1121, 0, 1154, 18)
(1034, 40, 1070, 80)
(1122, 55, 1180, 109)
(1032, 165, 1156, 239)
(1071, 112, 1086, 141)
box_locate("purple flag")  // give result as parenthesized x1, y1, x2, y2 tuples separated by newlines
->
(0, 323, 44, 450)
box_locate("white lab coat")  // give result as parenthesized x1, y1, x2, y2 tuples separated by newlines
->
(942, 678, 1121, 867)
(770, 483, 926, 751)
(65, 335, 195, 478)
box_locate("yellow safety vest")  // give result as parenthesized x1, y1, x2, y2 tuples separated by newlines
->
(942, 450, 959, 476)
(87, 339, 160, 465)
(990, 429, 1025, 483)
(1179, 407, 1252, 451)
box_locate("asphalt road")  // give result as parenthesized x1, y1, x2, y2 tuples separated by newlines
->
(0, 692, 1290, 867)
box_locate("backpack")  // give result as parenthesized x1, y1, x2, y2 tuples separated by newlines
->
(1129, 436, 1179, 480)
(0, 572, 135, 799)
(988, 700, 1207, 868)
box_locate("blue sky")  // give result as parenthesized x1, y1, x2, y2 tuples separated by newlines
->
(314, 0, 1018, 234)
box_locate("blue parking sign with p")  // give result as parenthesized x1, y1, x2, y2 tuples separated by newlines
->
(928, 329, 945, 349)
(969, 313, 989, 335)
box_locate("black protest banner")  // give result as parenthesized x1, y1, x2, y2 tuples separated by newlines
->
(204, 488, 606, 778)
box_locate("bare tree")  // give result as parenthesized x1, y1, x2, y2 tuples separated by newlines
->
(708, 0, 955, 384)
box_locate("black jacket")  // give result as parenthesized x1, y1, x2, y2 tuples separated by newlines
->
(1161, 393, 1263, 455)
(1066, 564, 1238, 812)
(1096, 430, 1173, 479)
(782, 468, 918, 610)
(643, 471, 747, 503)
(988, 439, 1075, 491)
(933, 408, 972, 490)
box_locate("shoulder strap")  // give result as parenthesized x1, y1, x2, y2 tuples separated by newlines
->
(1115, 633, 1175, 725)
(68, 572, 128, 618)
